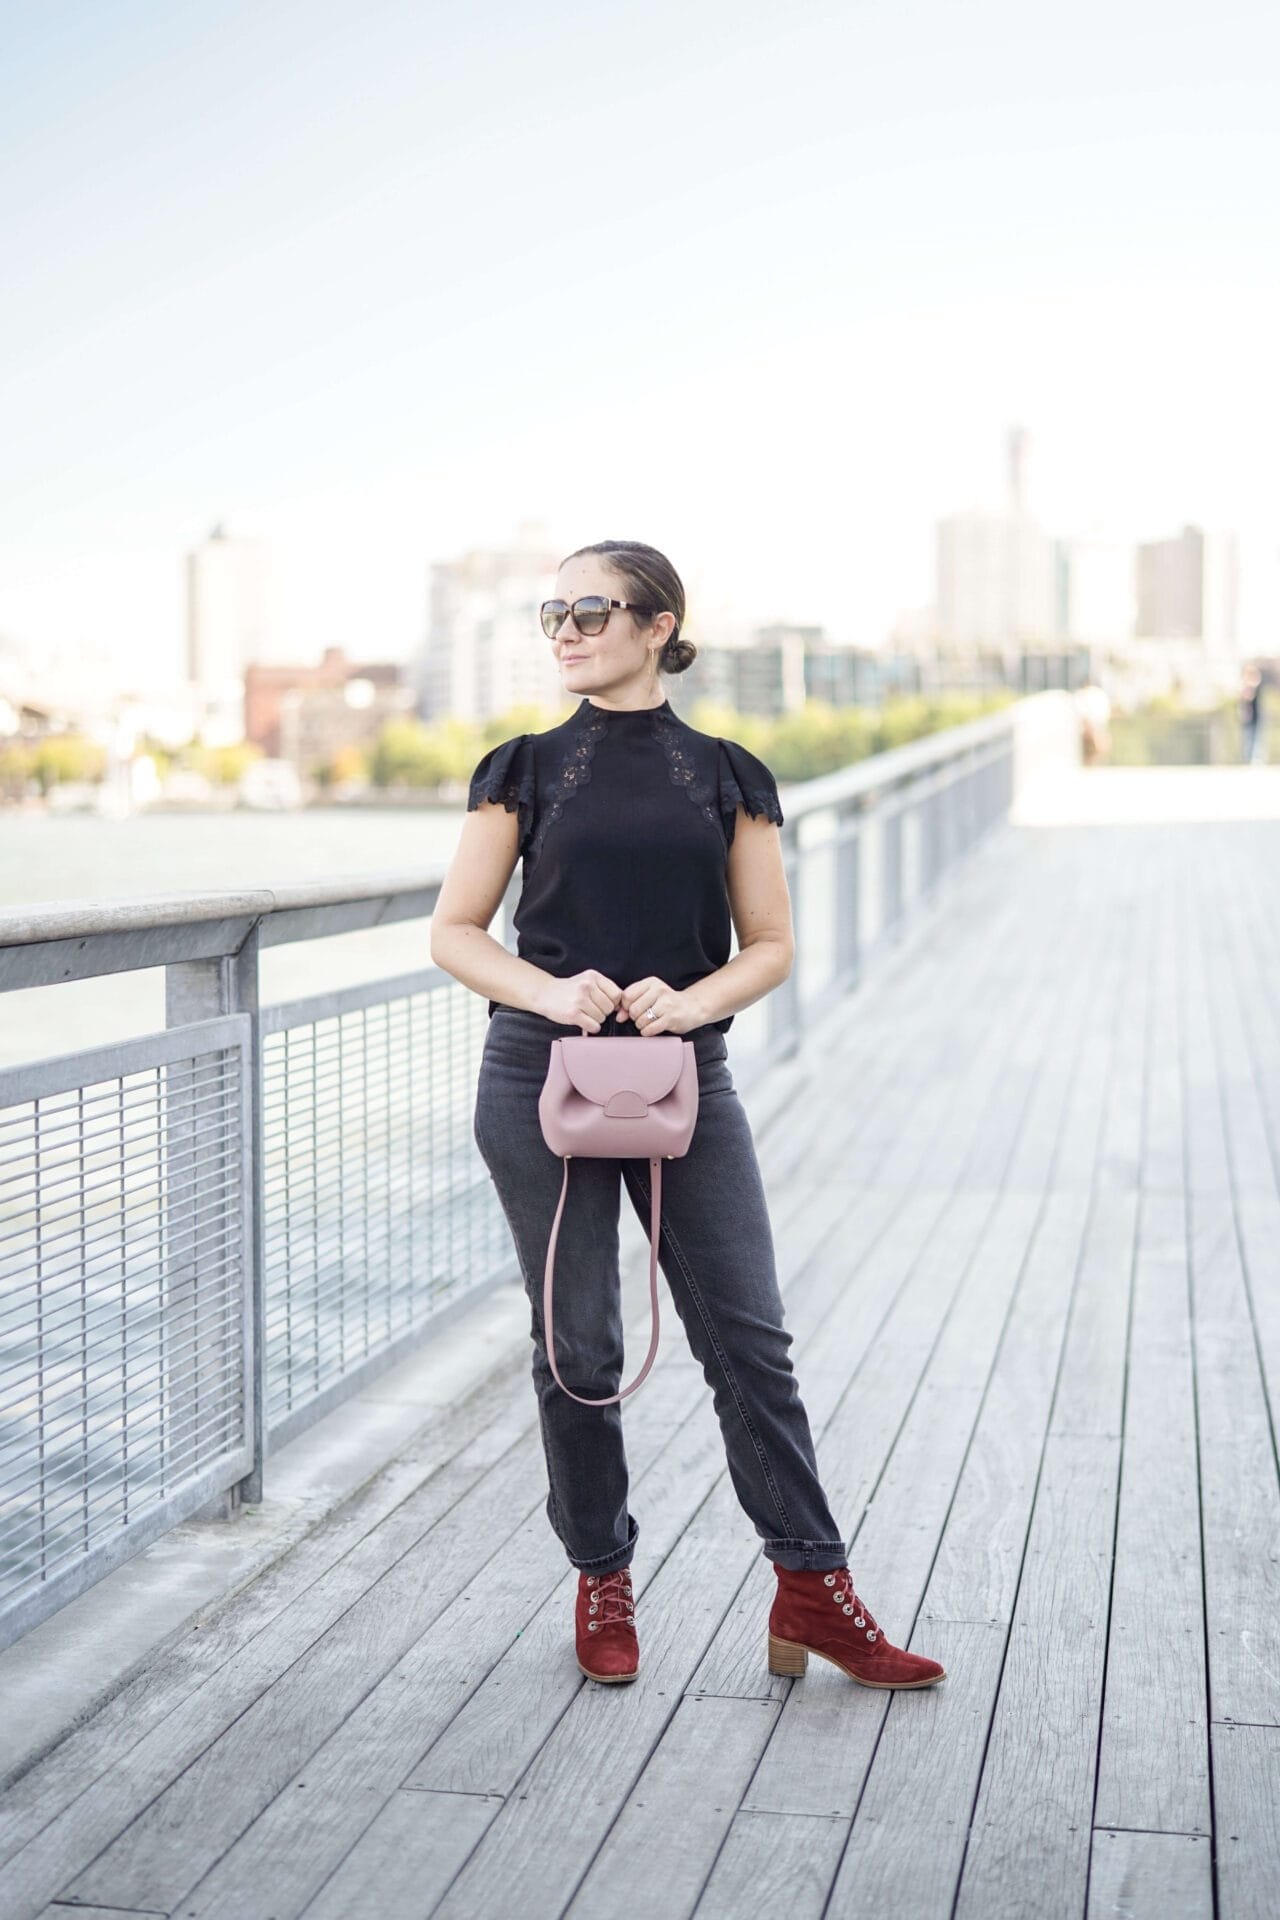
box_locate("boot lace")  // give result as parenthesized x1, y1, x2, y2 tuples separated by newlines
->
(823, 1569, 879, 1641)
(584, 1569, 635, 1632)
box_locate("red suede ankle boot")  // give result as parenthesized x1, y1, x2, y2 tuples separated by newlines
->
(768, 1566, 945, 1689)
(576, 1567, 639, 1684)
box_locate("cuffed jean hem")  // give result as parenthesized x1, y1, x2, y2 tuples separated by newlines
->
(567, 1516, 640, 1576)
(763, 1539, 851, 1572)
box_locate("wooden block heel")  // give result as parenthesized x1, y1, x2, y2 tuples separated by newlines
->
(768, 1632, 809, 1677)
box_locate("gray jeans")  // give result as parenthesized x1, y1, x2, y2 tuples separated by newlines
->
(472, 1005, 848, 1576)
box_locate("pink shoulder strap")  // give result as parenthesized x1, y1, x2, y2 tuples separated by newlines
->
(542, 1156, 662, 1407)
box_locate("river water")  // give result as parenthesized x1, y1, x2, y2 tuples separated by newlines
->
(0, 806, 467, 1072)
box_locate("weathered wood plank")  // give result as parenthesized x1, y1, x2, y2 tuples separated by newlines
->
(57, 1437, 557, 1913)
(1093, 1195, 1209, 1835)
(740, 1194, 1039, 1827)
(301, 1788, 504, 1920)
(810, 869, 1139, 1913)
(1047, 1191, 1137, 1439)
(952, 1431, 1122, 1920)
(1091, 834, 1153, 1195)
(921, 1191, 1088, 1625)
(1190, 1189, 1280, 1731)
(1086, 1828, 1213, 1920)
(564, 1696, 780, 1919)
(1182, 841, 1233, 1199)
(821, 1621, 1005, 1918)
(42, 1906, 170, 1920)
(693, 1808, 848, 1919)
(1202, 843, 1278, 1194)
(921, 847, 1129, 1623)
(1051, 841, 1138, 1193)
(1210, 1720, 1280, 1920)
(698, 857, 1117, 1846)
(424, 1478, 770, 1919)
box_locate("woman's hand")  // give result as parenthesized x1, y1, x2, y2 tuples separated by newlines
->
(532, 968, 623, 1034)
(617, 976, 705, 1036)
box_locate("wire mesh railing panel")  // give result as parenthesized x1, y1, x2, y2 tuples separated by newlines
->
(260, 973, 513, 1436)
(0, 1020, 253, 1639)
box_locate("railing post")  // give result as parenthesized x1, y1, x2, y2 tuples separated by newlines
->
(882, 798, 904, 941)
(768, 820, 803, 1057)
(165, 926, 265, 1515)
(833, 801, 862, 991)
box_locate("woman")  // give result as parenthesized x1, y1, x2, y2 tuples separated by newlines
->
(430, 539, 945, 1693)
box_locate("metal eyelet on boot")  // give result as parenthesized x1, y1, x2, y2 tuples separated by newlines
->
(843, 1603, 854, 1615)
(867, 1629, 877, 1641)
(588, 1621, 599, 1631)
(854, 1616, 866, 1628)
(823, 1574, 836, 1586)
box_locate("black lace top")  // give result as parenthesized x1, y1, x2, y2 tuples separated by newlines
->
(465, 695, 785, 1033)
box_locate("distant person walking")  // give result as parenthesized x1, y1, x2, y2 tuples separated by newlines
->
(430, 538, 945, 1695)
(1075, 683, 1112, 765)
(1239, 664, 1265, 765)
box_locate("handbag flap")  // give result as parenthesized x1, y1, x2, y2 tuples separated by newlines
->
(558, 1035, 686, 1107)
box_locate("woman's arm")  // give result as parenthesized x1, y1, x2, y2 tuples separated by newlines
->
(684, 812, 795, 1027)
(428, 805, 548, 1011)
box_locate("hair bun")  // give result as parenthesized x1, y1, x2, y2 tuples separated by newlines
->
(661, 633, 697, 675)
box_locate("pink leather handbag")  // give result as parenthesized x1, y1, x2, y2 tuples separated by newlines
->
(538, 1033, 700, 1407)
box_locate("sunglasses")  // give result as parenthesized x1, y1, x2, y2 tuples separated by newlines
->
(539, 595, 650, 641)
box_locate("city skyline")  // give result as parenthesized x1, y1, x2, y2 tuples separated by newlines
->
(3, 1, 1278, 681)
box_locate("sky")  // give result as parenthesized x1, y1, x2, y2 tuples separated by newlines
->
(3, 0, 1278, 688)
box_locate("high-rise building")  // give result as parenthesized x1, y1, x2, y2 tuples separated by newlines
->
(186, 524, 272, 744)
(935, 511, 1056, 648)
(934, 428, 1056, 648)
(1135, 525, 1239, 657)
(417, 522, 563, 722)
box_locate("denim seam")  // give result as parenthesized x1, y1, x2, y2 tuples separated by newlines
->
(630, 1163, 797, 1541)
(482, 1171, 582, 1542)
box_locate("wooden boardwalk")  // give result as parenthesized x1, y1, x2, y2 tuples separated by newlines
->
(2, 779, 1279, 1919)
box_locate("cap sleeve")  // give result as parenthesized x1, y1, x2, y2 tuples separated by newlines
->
(718, 738, 784, 847)
(467, 734, 536, 853)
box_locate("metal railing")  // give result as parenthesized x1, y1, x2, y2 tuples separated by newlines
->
(0, 695, 1056, 1648)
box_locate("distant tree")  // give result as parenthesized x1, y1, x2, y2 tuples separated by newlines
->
(0, 740, 36, 801)
(31, 735, 107, 791)
(370, 719, 459, 789)
(185, 742, 261, 785)
(326, 744, 369, 787)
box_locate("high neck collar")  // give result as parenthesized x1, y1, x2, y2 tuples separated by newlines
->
(576, 695, 671, 720)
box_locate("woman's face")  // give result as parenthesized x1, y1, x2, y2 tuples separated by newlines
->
(547, 556, 670, 701)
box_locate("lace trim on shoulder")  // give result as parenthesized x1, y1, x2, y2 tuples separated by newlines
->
(527, 706, 608, 860)
(651, 706, 723, 838)
(469, 756, 535, 819)
(720, 767, 783, 826)
(718, 741, 783, 848)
